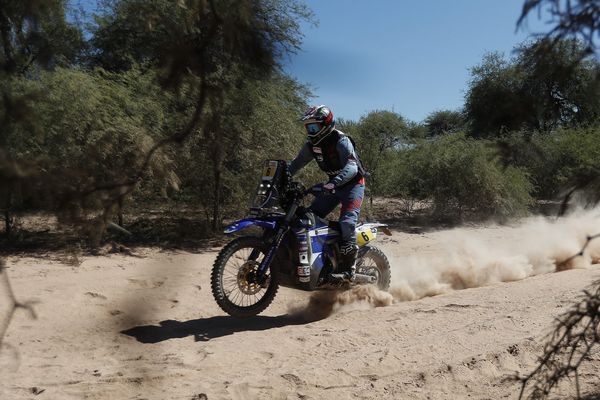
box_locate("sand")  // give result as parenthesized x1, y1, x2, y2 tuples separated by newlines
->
(2, 210, 600, 399)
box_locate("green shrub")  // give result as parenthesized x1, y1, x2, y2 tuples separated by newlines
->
(2, 68, 177, 218)
(393, 133, 533, 219)
(503, 127, 600, 199)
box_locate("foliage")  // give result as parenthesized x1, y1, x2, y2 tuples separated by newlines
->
(1, 0, 599, 238)
(90, 0, 312, 81)
(175, 72, 309, 228)
(350, 110, 408, 202)
(405, 121, 428, 140)
(393, 134, 534, 219)
(465, 52, 524, 137)
(517, 39, 600, 130)
(83, 0, 314, 230)
(519, 0, 600, 54)
(502, 127, 600, 200)
(0, 0, 315, 241)
(424, 109, 466, 137)
(1, 68, 178, 240)
(0, 0, 84, 74)
(465, 39, 600, 138)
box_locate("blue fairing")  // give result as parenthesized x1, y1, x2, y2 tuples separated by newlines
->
(223, 218, 278, 234)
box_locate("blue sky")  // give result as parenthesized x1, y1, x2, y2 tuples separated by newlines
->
(283, 0, 551, 123)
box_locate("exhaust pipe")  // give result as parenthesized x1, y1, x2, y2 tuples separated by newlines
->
(353, 273, 377, 284)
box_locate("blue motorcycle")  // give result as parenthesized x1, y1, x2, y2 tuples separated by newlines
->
(211, 160, 393, 317)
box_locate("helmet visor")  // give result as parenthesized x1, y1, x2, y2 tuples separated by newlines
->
(305, 122, 321, 136)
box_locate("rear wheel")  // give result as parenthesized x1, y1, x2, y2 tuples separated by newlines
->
(211, 236, 279, 317)
(356, 246, 391, 290)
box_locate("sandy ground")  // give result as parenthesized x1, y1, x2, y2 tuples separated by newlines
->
(2, 210, 600, 400)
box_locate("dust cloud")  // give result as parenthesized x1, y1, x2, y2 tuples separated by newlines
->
(390, 207, 600, 302)
(293, 208, 600, 319)
(290, 285, 394, 321)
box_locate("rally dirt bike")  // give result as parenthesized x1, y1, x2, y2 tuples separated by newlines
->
(211, 160, 393, 317)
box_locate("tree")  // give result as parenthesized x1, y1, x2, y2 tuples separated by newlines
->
(2, 68, 179, 241)
(519, 0, 600, 55)
(464, 52, 529, 137)
(424, 109, 466, 137)
(0, 0, 85, 236)
(85, 0, 313, 229)
(516, 39, 600, 131)
(393, 134, 533, 219)
(176, 72, 309, 229)
(0, 0, 84, 74)
(90, 0, 312, 79)
(353, 110, 407, 204)
(0, 0, 315, 237)
(464, 39, 600, 138)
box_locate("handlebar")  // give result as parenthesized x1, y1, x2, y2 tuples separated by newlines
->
(278, 182, 335, 226)
(296, 182, 335, 197)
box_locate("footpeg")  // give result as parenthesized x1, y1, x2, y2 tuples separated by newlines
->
(329, 272, 353, 283)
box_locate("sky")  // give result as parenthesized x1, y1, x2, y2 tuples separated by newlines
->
(282, 0, 552, 123)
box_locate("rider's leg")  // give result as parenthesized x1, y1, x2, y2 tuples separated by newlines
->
(331, 180, 365, 281)
(308, 191, 340, 219)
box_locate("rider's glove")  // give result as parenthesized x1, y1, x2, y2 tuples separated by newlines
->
(323, 182, 335, 193)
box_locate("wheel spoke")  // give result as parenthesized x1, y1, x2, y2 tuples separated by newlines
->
(230, 289, 241, 305)
(224, 278, 237, 286)
(216, 242, 272, 308)
(224, 265, 240, 276)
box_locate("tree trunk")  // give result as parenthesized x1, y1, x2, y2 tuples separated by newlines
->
(117, 197, 124, 227)
(4, 209, 11, 238)
(211, 144, 223, 231)
(0, 10, 17, 74)
(3, 191, 12, 238)
(369, 175, 375, 208)
(206, 109, 225, 231)
(212, 167, 221, 230)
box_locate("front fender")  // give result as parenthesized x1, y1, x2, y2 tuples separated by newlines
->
(223, 218, 278, 234)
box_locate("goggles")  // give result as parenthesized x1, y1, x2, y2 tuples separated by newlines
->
(305, 122, 321, 136)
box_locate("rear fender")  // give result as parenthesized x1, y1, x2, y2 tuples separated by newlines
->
(356, 223, 392, 247)
(224, 218, 278, 234)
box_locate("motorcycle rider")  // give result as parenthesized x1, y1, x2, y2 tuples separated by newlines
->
(289, 105, 366, 283)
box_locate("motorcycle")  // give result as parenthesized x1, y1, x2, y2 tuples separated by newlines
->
(211, 160, 393, 317)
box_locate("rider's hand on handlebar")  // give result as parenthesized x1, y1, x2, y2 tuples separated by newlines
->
(306, 182, 336, 196)
(322, 182, 335, 193)
(311, 182, 335, 194)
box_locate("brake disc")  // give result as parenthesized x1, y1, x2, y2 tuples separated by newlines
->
(237, 261, 266, 295)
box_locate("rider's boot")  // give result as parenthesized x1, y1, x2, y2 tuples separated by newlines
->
(329, 241, 358, 283)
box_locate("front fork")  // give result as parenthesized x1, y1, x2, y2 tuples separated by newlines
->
(253, 200, 300, 284)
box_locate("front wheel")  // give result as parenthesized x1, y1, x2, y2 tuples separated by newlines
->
(356, 246, 391, 291)
(211, 236, 279, 318)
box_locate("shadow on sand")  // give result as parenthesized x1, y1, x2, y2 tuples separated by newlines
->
(121, 314, 309, 343)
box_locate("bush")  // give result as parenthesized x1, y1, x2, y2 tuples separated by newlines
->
(0, 67, 178, 242)
(503, 127, 600, 200)
(393, 133, 534, 219)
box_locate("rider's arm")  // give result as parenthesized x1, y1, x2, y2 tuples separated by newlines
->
(330, 136, 358, 187)
(288, 142, 313, 176)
